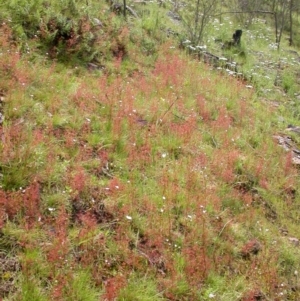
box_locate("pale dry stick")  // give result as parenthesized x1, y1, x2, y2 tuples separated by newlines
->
(156, 101, 175, 127)
(218, 218, 233, 237)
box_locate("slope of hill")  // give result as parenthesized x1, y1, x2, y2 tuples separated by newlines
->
(0, 1, 300, 300)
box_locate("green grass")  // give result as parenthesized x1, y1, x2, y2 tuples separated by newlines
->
(117, 274, 164, 301)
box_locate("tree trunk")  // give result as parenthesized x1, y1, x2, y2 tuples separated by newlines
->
(274, 12, 279, 44)
(289, 0, 293, 46)
(123, 0, 126, 18)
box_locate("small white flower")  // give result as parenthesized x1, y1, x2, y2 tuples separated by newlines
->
(126, 215, 132, 220)
(161, 153, 167, 158)
(48, 207, 55, 212)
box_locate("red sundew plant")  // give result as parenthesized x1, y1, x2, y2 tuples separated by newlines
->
(70, 167, 87, 195)
(4, 51, 21, 77)
(0, 190, 9, 228)
(183, 243, 211, 287)
(23, 180, 41, 228)
(211, 149, 240, 184)
(238, 97, 253, 126)
(107, 177, 123, 193)
(121, 84, 139, 115)
(241, 191, 254, 206)
(153, 55, 186, 88)
(72, 83, 98, 112)
(259, 178, 269, 190)
(1, 123, 24, 161)
(78, 211, 98, 231)
(51, 279, 67, 301)
(97, 149, 110, 167)
(182, 214, 212, 286)
(211, 106, 233, 130)
(284, 151, 294, 176)
(105, 77, 125, 103)
(169, 115, 198, 142)
(194, 152, 208, 169)
(132, 73, 152, 98)
(32, 128, 47, 146)
(75, 213, 104, 267)
(101, 77, 123, 109)
(260, 263, 281, 297)
(254, 156, 271, 189)
(127, 141, 152, 168)
(196, 94, 211, 121)
(112, 111, 124, 138)
(64, 129, 79, 149)
(103, 275, 126, 301)
(0, 189, 24, 222)
(46, 207, 70, 271)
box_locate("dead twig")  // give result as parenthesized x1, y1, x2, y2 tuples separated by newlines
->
(218, 219, 233, 237)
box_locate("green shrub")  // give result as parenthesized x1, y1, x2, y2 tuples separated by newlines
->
(1, 0, 115, 64)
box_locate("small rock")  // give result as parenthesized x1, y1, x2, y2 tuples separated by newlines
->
(279, 227, 288, 236)
(93, 18, 103, 27)
(87, 63, 104, 71)
(167, 11, 181, 22)
(288, 237, 299, 247)
(287, 124, 300, 134)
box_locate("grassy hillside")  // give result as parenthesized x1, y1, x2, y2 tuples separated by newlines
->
(0, 1, 300, 300)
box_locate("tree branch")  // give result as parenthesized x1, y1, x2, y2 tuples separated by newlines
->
(212, 10, 275, 17)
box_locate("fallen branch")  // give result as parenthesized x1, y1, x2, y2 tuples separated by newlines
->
(126, 5, 139, 18)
